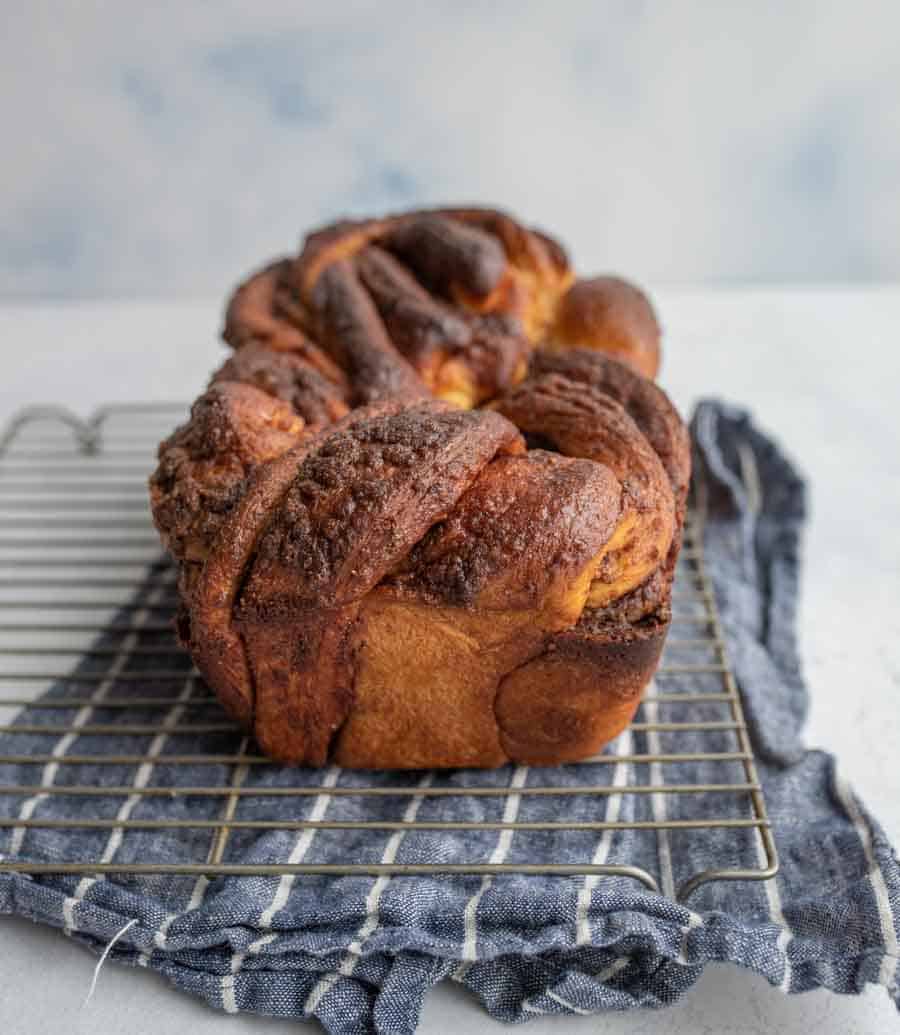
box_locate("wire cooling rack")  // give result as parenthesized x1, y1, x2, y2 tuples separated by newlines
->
(0, 403, 778, 903)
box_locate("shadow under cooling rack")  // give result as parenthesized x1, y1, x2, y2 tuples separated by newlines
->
(0, 403, 778, 904)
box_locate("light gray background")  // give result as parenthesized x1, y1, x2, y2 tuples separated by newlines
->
(0, 288, 898, 1032)
(2, 1, 900, 297)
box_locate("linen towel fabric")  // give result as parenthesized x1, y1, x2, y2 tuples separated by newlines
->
(0, 400, 897, 1033)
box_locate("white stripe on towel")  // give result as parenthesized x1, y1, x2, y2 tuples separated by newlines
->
(642, 689, 675, 900)
(8, 578, 174, 858)
(138, 874, 210, 967)
(221, 765, 341, 1014)
(522, 956, 631, 1015)
(734, 432, 795, 986)
(673, 909, 703, 965)
(303, 771, 434, 1016)
(261, 765, 341, 926)
(641, 693, 707, 970)
(63, 673, 195, 933)
(546, 990, 592, 1016)
(750, 806, 793, 991)
(835, 773, 899, 991)
(575, 728, 633, 945)
(138, 747, 245, 966)
(453, 764, 529, 980)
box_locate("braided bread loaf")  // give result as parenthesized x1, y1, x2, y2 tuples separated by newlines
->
(150, 207, 689, 768)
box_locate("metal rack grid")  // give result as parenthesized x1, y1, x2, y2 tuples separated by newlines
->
(0, 403, 778, 903)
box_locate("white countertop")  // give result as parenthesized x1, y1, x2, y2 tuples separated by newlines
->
(0, 288, 898, 1034)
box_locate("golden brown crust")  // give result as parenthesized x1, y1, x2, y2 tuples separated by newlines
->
(355, 245, 472, 372)
(397, 451, 624, 612)
(332, 589, 509, 768)
(385, 213, 509, 303)
(222, 259, 310, 353)
(436, 208, 574, 340)
(548, 276, 661, 380)
(334, 449, 620, 769)
(221, 207, 572, 409)
(493, 372, 676, 614)
(152, 205, 690, 768)
(241, 404, 523, 613)
(308, 259, 430, 406)
(397, 450, 619, 610)
(495, 612, 669, 765)
(187, 440, 320, 727)
(233, 402, 524, 764)
(293, 218, 386, 300)
(438, 208, 561, 274)
(187, 403, 402, 736)
(149, 382, 306, 566)
(529, 348, 690, 507)
(525, 349, 690, 624)
(211, 341, 350, 429)
(354, 246, 532, 407)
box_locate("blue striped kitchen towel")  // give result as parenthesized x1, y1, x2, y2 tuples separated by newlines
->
(0, 400, 898, 1033)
